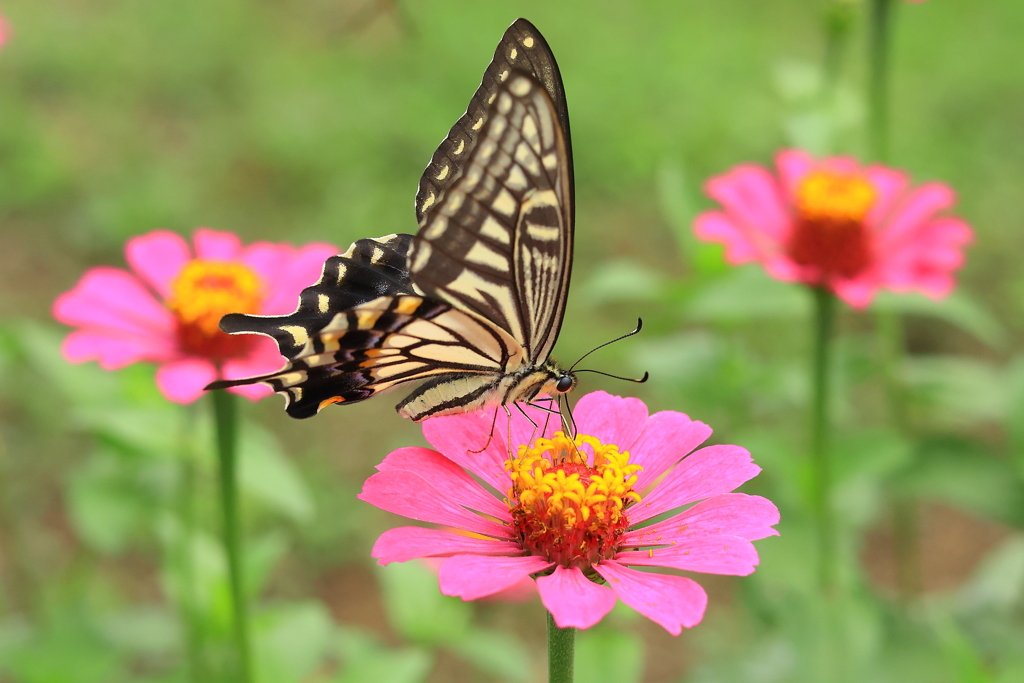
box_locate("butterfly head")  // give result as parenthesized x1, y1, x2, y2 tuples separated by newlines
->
(554, 372, 576, 394)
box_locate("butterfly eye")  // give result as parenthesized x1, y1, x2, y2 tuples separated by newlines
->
(555, 375, 575, 393)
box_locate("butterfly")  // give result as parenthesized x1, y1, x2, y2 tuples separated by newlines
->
(207, 18, 582, 422)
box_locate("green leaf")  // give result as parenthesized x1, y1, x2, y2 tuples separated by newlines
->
(66, 449, 155, 553)
(903, 356, 1009, 428)
(335, 628, 432, 683)
(238, 423, 315, 523)
(574, 627, 644, 683)
(449, 628, 533, 683)
(686, 267, 810, 321)
(96, 605, 180, 656)
(872, 290, 1009, 351)
(577, 259, 668, 306)
(377, 561, 471, 646)
(255, 602, 334, 683)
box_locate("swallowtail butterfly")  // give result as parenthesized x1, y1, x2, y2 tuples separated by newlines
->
(207, 19, 580, 421)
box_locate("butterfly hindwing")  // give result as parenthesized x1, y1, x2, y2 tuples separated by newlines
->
(252, 294, 523, 419)
(409, 72, 573, 364)
(415, 18, 573, 229)
(218, 234, 415, 360)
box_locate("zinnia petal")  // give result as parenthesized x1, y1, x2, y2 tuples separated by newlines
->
(247, 242, 339, 315)
(622, 493, 780, 546)
(358, 470, 511, 539)
(125, 230, 192, 299)
(155, 358, 219, 404)
(628, 445, 761, 525)
(705, 163, 790, 243)
(372, 527, 523, 564)
(572, 391, 648, 449)
(375, 447, 510, 518)
(422, 411, 512, 493)
(438, 555, 552, 601)
(536, 566, 617, 630)
(629, 410, 712, 492)
(192, 228, 242, 261)
(595, 560, 708, 635)
(615, 535, 761, 576)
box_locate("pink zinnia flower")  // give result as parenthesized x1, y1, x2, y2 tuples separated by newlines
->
(694, 149, 973, 308)
(53, 228, 337, 404)
(359, 391, 780, 635)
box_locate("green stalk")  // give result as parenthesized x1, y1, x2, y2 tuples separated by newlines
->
(212, 390, 252, 683)
(810, 287, 837, 593)
(868, 0, 894, 162)
(547, 611, 576, 683)
(175, 405, 208, 682)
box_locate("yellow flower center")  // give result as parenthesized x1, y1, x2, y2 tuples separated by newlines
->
(166, 260, 264, 358)
(795, 170, 876, 222)
(504, 431, 641, 568)
(787, 170, 877, 280)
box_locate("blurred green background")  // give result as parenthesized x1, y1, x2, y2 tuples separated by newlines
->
(2, 0, 1024, 681)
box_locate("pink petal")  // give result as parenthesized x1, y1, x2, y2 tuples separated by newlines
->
(53, 267, 178, 367)
(53, 267, 175, 335)
(155, 358, 218, 404)
(628, 445, 761, 525)
(372, 527, 524, 564)
(876, 216, 973, 298)
(422, 411, 512, 493)
(622, 494, 780, 546)
(438, 554, 552, 601)
(693, 212, 762, 265)
(773, 149, 814, 199)
(125, 230, 192, 300)
(863, 165, 909, 228)
(375, 447, 509, 518)
(630, 411, 713, 492)
(594, 560, 708, 635)
(572, 391, 648, 450)
(248, 242, 338, 315)
(615, 535, 760, 576)
(829, 275, 881, 309)
(877, 182, 956, 249)
(191, 228, 242, 261)
(60, 330, 177, 370)
(705, 164, 791, 243)
(536, 565, 617, 629)
(358, 470, 511, 539)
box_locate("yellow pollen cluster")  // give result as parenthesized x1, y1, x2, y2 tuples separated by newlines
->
(505, 431, 641, 567)
(796, 170, 877, 222)
(167, 260, 264, 337)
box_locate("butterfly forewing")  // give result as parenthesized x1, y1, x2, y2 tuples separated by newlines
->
(409, 73, 573, 364)
(415, 18, 573, 228)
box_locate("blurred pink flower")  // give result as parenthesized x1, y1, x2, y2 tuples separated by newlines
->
(0, 15, 10, 48)
(360, 391, 779, 634)
(694, 149, 973, 308)
(53, 228, 337, 404)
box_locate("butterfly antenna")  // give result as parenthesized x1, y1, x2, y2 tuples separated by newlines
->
(569, 318, 645, 372)
(574, 369, 649, 383)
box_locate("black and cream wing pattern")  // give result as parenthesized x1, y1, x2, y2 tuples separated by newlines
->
(207, 18, 578, 421)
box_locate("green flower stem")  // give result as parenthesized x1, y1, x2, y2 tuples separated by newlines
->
(212, 389, 252, 683)
(822, 0, 856, 95)
(176, 417, 208, 683)
(547, 610, 575, 683)
(811, 287, 837, 593)
(868, 0, 894, 162)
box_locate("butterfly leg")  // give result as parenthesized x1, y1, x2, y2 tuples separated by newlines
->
(468, 406, 502, 454)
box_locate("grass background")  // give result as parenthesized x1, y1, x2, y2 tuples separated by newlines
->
(1, 1, 1023, 681)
